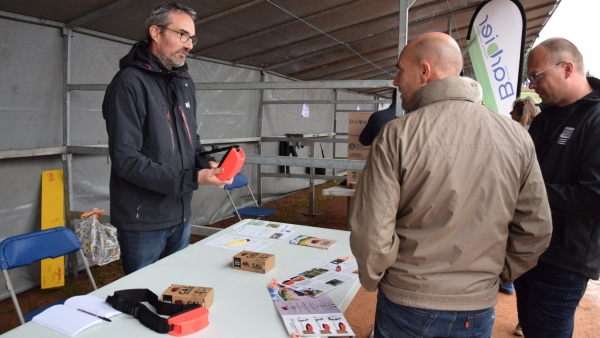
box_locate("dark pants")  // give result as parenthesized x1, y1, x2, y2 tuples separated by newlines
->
(514, 261, 589, 338)
(374, 287, 495, 338)
(117, 220, 191, 275)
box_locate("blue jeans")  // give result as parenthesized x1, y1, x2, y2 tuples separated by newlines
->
(514, 261, 588, 338)
(375, 287, 495, 338)
(499, 282, 514, 294)
(117, 220, 191, 275)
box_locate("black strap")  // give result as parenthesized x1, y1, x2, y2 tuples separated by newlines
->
(318, 143, 325, 159)
(106, 289, 200, 334)
(196, 145, 239, 156)
(196, 145, 239, 170)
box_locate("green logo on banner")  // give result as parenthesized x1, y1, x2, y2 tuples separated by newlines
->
(487, 43, 499, 56)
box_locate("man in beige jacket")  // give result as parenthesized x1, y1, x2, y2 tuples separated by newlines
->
(349, 32, 552, 338)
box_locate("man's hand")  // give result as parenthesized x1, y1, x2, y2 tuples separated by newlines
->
(197, 167, 233, 188)
(208, 160, 219, 169)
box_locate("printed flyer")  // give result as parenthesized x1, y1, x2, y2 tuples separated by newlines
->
(289, 235, 337, 250)
(231, 219, 294, 240)
(272, 293, 354, 337)
(276, 256, 358, 297)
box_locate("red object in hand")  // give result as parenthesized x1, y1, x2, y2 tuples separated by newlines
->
(216, 147, 245, 180)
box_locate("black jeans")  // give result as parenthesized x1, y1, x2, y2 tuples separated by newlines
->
(514, 261, 589, 338)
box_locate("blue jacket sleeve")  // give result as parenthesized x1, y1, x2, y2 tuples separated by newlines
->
(359, 115, 377, 146)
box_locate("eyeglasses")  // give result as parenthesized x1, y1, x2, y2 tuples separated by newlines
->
(527, 61, 565, 85)
(157, 25, 198, 46)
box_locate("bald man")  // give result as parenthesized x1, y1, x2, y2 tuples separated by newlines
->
(349, 32, 552, 338)
(514, 38, 600, 338)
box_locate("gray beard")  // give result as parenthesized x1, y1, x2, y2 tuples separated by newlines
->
(158, 52, 185, 70)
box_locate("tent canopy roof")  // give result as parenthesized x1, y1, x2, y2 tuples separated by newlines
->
(0, 0, 558, 97)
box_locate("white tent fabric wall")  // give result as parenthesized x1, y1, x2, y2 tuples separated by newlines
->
(0, 19, 64, 149)
(0, 16, 375, 301)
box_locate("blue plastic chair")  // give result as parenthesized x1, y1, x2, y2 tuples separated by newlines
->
(0, 227, 97, 324)
(224, 173, 276, 221)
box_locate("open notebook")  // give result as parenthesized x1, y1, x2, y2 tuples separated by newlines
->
(32, 295, 121, 337)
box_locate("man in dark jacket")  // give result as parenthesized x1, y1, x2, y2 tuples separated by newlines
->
(102, 3, 232, 275)
(358, 89, 397, 146)
(515, 37, 600, 337)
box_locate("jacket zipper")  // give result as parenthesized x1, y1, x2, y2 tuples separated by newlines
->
(178, 105, 193, 146)
(166, 108, 175, 150)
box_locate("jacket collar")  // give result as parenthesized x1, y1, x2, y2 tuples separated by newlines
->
(406, 77, 477, 113)
(119, 41, 190, 79)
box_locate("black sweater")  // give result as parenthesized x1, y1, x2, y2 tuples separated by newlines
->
(103, 42, 210, 230)
(529, 77, 600, 279)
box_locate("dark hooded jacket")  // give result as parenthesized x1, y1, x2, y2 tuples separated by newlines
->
(529, 77, 600, 280)
(102, 41, 210, 231)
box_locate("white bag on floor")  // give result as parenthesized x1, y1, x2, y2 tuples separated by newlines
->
(75, 209, 120, 266)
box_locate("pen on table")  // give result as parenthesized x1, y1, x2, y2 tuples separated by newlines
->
(226, 239, 250, 246)
(78, 309, 112, 322)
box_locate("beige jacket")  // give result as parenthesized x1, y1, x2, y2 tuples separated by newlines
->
(349, 77, 552, 311)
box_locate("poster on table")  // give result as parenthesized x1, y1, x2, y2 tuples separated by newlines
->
(467, 0, 526, 116)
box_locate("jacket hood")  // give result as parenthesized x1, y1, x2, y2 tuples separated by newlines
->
(406, 77, 476, 112)
(119, 41, 190, 78)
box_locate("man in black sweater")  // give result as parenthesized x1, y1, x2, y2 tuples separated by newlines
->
(514, 37, 600, 338)
(103, 3, 232, 275)
(359, 89, 397, 146)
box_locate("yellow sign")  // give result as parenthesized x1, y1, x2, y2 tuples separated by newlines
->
(41, 170, 65, 289)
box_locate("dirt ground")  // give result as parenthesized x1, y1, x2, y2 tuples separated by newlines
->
(1, 180, 599, 336)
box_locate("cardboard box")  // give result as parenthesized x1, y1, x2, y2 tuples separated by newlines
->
(232, 251, 275, 274)
(347, 112, 373, 186)
(162, 284, 214, 309)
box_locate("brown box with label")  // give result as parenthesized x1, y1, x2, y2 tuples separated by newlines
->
(232, 251, 275, 274)
(161, 284, 214, 309)
(347, 112, 373, 186)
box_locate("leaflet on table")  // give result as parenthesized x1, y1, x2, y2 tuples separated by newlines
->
(277, 256, 358, 297)
(289, 235, 337, 250)
(204, 234, 273, 251)
(268, 283, 317, 301)
(273, 294, 355, 337)
(231, 219, 295, 240)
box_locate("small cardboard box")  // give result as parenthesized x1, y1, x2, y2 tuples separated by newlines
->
(162, 284, 214, 309)
(347, 112, 373, 186)
(232, 251, 275, 274)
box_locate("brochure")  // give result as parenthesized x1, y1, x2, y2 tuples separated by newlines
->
(273, 294, 355, 336)
(232, 219, 294, 240)
(276, 256, 359, 297)
(289, 235, 337, 250)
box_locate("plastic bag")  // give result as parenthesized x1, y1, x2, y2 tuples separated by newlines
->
(75, 209, 120, 266)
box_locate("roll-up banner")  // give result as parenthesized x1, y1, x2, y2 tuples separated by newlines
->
(467, 0, 526, 116)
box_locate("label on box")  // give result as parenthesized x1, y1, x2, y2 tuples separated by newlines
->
(348, 112, 372, 185)
(162, 284, 214, 309)
(232, 251, 275, 274)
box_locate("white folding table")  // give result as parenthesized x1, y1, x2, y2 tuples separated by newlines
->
(2, 222, 359, 338)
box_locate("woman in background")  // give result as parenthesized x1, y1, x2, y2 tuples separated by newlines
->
(509, 96, 540, 130)
(501, 95, 541, 336)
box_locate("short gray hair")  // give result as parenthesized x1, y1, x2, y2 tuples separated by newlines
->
(145, 2, 197, 43)
(536, 38, 585, 75)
